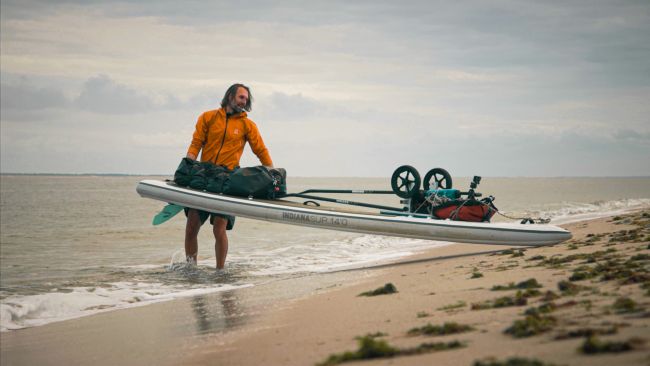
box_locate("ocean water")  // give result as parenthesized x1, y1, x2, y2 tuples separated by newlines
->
(1, 175, 649, 332)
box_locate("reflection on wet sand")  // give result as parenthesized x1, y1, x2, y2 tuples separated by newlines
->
(191, 290, 246, 334)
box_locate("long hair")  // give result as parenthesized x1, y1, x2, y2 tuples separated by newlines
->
(221, 83, 253, 112)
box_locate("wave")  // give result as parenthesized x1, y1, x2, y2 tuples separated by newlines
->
(540, 198, 650, 224)
(0, 271, 252, 332)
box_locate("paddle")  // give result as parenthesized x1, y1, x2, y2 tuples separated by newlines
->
(152, 203, 184, 225)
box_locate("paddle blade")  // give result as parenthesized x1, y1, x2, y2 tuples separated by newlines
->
(152, 204, 184, 225)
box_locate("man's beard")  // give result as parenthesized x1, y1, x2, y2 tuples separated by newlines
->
(230, 101, 245, 113)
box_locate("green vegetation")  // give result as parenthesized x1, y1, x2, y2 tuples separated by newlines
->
(580, 336, 643, 354)
(471, 271, 484, 279)
(416, 311, 430, 318)
(608, 229, 643, 243)
(557, 280, 583, 295)
(524, 302, 556, 317)
(541, 291, 560, 301)
(504, 314, 557, 338)
(527, 255, 546, 261)
(472, 294, 527, 310)
(358, 283, 397, 297)
(407, 322, 474, 336)
(511, 250, 525, 258)
(407, 340, 464, 353)
(567, 257, 650, 286)
(518, 289, 542, 298)
(491, 249, 526, 257)
(437, 300, 466, 311)
(630, 253, 650, 261)
(539, 250, 617, 267)
(641, 281, 650, 296)
(554, 327, 617, 340)
(491, 278, 542, 291)
(568, 269, 595, 282)
(473, 357, 560, 366)
(612, 297, 639, 314)
(317, 335, 397, 365)
(317, 336, 464, 366)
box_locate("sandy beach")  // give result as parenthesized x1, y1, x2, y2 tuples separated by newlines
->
(186, 211, 650, 366)
(2, 211, 649, 366)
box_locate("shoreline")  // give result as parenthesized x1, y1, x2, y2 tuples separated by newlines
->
(188, 210, 650, 366)
(2, 211, 649, 365)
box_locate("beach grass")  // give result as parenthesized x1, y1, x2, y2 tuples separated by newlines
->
(407, 322, 474, 336)
(471, 294, 528, 310)
(504, 314, 557, 338)
(437, 300, 467, 311)
(580, 336, 645, 354)
(316, 335, 465, 365)
(473, 357, 560, 366)
(358, 283, 397, 297)
(491, 278, 542, 291)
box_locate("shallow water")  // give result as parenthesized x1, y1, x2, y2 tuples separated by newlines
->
(1, 175, 649, 331)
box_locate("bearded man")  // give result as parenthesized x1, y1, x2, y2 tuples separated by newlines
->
(185, 83, 273, 270)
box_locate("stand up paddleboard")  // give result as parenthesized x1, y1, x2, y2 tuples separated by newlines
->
(136, 173, 571, 247)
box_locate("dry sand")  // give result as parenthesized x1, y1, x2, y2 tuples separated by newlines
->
(2, 211, 649, 366)
(187, 211, 650, 366)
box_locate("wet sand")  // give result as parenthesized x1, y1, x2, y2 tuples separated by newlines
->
(188, 211, 650, 366)
(2, 211, 649, 366)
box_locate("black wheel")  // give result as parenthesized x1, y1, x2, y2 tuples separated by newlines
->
(423, 168, 452, 190)
(391, 165, 421, 198)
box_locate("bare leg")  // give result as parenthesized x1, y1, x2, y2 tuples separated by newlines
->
(212, 217, 229, 269)
(185, 209, 201, 263)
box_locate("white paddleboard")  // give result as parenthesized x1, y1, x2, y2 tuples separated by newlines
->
(136, 179, 571, 246)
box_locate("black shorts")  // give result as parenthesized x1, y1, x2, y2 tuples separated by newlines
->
(184, 208, 236, 230)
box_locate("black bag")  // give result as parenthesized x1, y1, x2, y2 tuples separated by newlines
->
(223, 166, 284, 199)
(189, 162, 218, 191)
(174, 158, 287, 199)
(205, 166, 232, 193)
(173, 157, 196, 187)
(269, 168, 287, 197)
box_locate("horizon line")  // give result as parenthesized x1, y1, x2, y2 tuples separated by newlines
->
(1, 173, 650, 179)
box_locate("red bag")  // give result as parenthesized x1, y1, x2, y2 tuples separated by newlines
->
(431, 200, 496, 222)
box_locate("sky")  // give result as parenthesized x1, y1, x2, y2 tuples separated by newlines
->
(1, 0, 649, 177)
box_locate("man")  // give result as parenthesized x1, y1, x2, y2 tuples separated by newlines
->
(185, 83, 273, 270)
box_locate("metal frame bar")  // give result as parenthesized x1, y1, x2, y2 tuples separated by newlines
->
(281, 193, 405, 212)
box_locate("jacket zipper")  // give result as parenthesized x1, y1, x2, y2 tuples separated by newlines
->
(213, 115, 229, 165)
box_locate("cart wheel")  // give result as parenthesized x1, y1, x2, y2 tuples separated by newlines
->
(391, 165, 421, 198)
(423, 168, 452, 190)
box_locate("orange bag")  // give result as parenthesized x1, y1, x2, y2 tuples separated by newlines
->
(431, 200, 497, 222)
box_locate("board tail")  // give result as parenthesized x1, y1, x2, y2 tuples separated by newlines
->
(152, 204, 184, 225)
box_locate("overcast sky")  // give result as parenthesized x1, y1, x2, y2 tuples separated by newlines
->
(1, 0, 649, 177)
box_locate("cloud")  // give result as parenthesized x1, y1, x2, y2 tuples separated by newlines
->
(256, 92, 326, 122)
(130, 130, 191, 148)
(1, 1, 649, 175)
(614, 129, 650, 143)
(0, 81, 68, 110)
(74, 75, 154, 114)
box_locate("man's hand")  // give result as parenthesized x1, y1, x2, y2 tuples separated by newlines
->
(186, 153, 197, 160)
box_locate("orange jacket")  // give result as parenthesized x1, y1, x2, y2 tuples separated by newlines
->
(187, 108, 273, 170)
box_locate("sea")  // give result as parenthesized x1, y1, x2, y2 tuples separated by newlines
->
(1, 175, 649, 332)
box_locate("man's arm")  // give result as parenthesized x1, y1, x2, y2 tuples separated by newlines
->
(246, 121, 274, 167)
(186, 113, 208, 160)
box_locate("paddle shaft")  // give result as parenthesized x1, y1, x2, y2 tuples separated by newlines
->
(282, 193, 405, 212)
